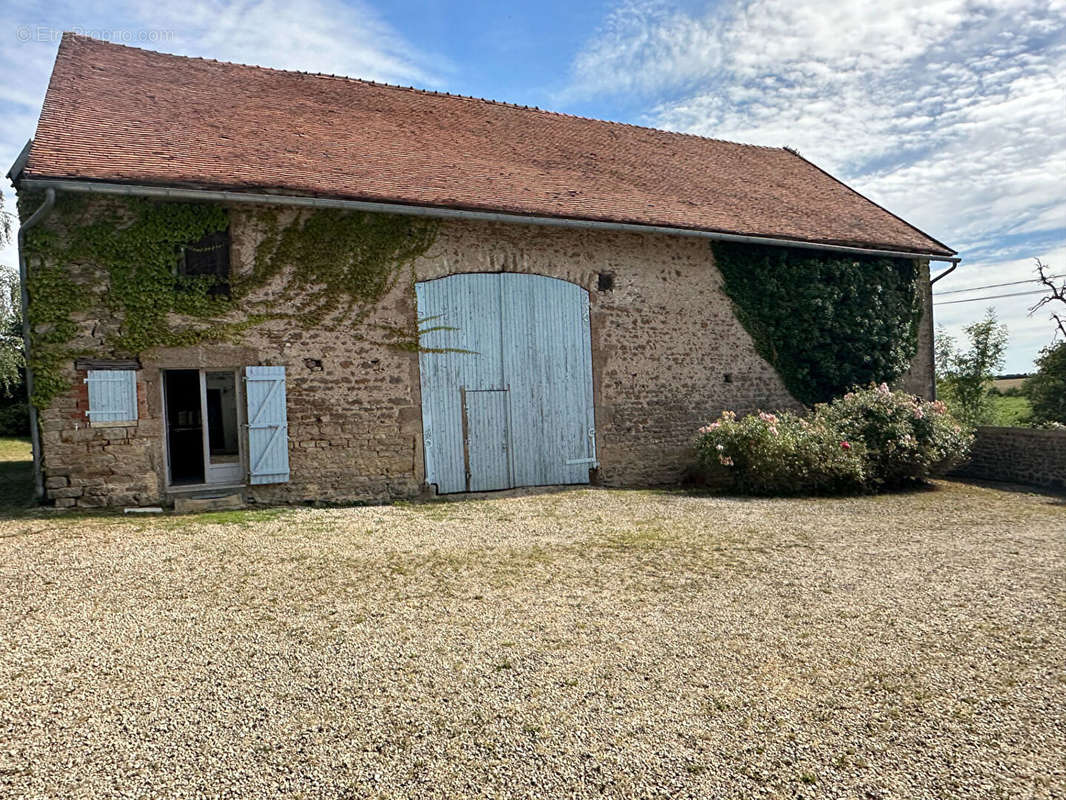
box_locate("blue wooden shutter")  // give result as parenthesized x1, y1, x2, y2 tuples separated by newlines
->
(85, 369, 138, 423)
(244, 366, 290, 484)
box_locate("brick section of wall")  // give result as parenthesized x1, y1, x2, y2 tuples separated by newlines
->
(951, 426, 1066, 490)
(39, 370, 161, 508)
(32, 200, 933, 507)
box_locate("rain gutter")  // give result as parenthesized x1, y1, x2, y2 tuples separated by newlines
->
(18, 178, 961, 264)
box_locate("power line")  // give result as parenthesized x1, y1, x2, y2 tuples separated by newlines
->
(933, 288, 1049, 306)
(934, 273, 1066, 296)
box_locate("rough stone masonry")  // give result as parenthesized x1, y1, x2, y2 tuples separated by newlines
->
(34, 200, 934, 508)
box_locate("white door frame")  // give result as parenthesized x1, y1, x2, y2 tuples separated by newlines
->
(161, 368, 247, 491)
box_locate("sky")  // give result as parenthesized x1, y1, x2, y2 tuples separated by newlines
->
(1, 0, 1063, 373)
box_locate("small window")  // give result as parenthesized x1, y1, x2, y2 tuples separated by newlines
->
(85, 369, 138, 425)
(179, 229, 230, 297)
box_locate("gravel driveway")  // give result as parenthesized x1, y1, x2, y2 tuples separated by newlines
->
(1, 481, 1064, 798)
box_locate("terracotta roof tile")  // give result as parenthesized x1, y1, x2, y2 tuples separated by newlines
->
(24, 34, 955, 257)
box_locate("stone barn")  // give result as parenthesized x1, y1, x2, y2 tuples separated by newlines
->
(11, 34, 957, 509)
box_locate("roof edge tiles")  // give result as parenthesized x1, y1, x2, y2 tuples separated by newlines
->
(21, 33, 957, 258)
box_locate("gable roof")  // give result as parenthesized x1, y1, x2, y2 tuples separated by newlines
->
(21, 34, 955, 258)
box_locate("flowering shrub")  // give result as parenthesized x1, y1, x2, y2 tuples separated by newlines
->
(815, 384, 973, 488)
(694, 385, 972, 495)
(694, 410, 867, 496)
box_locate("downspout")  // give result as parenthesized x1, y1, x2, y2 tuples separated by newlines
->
(16, 187, 56, 499)
(927, 261, 962, 400)
(930, 262, 958, 284)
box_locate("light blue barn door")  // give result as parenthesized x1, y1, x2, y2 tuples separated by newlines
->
(416, 274, 506, 494)
(417, 273, 595, 494)
(500, 273, 595, 487)
(464, 389, 511, 492)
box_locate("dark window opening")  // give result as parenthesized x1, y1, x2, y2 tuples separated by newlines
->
(597, 272, 615, 292)
(179, 229, 231, 297)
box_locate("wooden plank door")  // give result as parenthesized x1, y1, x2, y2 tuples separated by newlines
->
(500, 274, 595, 487)
(416, 274, 506, 494)
(417, 273, 594, 494)
(462, 389, 512, 492)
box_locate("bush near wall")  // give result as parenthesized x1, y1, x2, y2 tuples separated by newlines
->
(694, 409, 867, 496)
(0, 399, 29, 436)
(695, 385, 972, 495)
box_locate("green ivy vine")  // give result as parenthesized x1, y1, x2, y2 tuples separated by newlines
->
(712, 241, 923, 405)
(19, 192, 438, 409)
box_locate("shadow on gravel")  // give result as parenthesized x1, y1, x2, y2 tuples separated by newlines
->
(942, 476, 1066, 506)
(663, 480, 944, 502)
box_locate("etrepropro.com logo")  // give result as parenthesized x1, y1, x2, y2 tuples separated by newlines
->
(16, 26, 175, 44)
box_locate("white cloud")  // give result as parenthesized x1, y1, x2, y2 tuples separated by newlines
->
(126, 0, 444, 84)
(0, 0, 445, 273)
(566, 0, 1066, 371)
(565, 0, 726, 99)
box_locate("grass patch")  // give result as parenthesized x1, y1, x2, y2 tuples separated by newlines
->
(989, 395, 1032, 427)
(0, 438, 34, 514)
(165, 507, 291, 527)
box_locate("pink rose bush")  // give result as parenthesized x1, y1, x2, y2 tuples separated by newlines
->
(694, 408, 867, 496)
(694, 385, 973, 495)
(815, 384, 973, 489)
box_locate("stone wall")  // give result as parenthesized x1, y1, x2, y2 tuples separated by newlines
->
(951, 426, 1066, 490)
(40, 367, 159, 508)
(418, 223, 804, 487)
(31, 198, 934, 507)
(900, 259, 935, 398)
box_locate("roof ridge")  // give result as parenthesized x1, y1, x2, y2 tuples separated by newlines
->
(61, 32, 785, 153)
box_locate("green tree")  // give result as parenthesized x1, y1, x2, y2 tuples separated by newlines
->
(936, 308, 1008, 427)
(0, 189, 12, 247)
(0, 266, 29, 436)
(0, 190, 29, 435)
(1024, 342, 1066, 425)
(0, 267, 22, 396)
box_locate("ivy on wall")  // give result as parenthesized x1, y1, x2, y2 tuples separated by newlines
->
(19, 192, 438, 409)
(711, 241, 923, 405)
(243, 207, 437, 323)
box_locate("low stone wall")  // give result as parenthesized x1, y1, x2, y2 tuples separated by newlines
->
(952, 426, 1066, 490)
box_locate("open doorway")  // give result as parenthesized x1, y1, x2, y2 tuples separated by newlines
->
(163, 369, 244, 488)
(164, 370, 204, 485)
